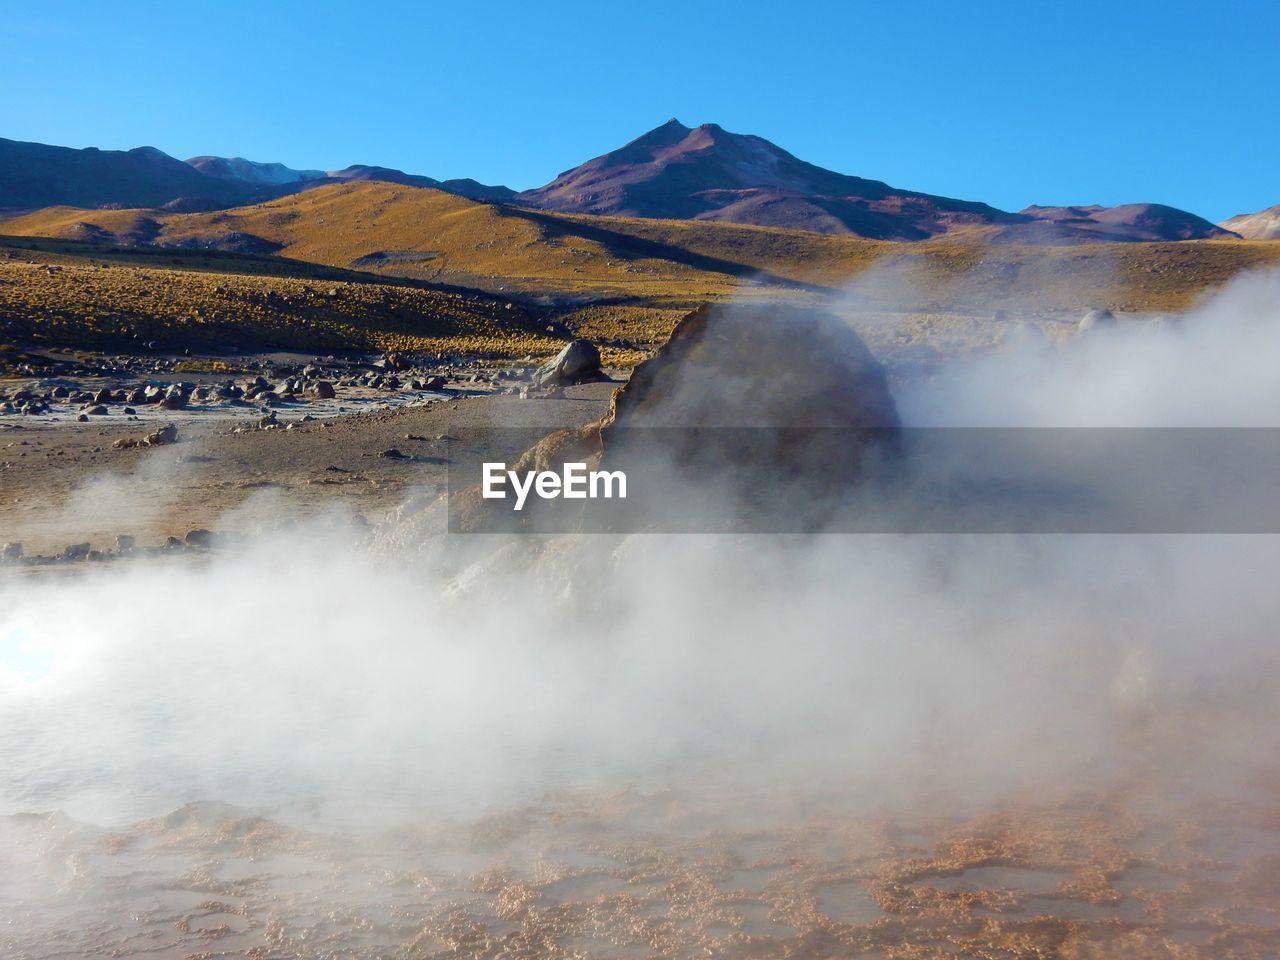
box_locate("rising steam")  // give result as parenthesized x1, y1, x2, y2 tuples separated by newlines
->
(2, 268, 1280, 829)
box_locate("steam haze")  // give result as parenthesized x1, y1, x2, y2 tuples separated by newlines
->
(4, 269, 1280, 830)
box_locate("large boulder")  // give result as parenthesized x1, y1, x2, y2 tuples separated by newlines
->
(534, 339, 603, 386)
(449, 303, 899, 534)
(600, 303, 897, 430)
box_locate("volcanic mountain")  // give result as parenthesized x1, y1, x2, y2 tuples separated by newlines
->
(516, 119, 1018, 240)
(1219, 204, 1280, 241)
(1012, 203, 1237, 242)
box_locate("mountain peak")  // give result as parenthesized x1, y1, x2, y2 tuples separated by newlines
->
(518, 120, 1013, 238)
(627, 118, 692, 146)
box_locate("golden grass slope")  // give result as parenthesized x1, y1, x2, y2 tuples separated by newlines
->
(0, 236, 563, 357)
(6, 182, 1280, 317)
(0, 184, 739, 301)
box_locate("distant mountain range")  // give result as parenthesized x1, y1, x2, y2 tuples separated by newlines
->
(0, 138, 516, 212)
(0, 123, 1268, 243)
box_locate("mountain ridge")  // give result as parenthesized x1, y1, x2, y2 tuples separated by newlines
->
(0, 124, 1261, 243)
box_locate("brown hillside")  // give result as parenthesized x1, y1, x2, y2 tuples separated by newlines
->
(5, 182, 1280, 339)
(0, 235, 562, 357)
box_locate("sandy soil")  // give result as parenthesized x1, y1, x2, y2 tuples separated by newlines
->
(0, 381, 617, 558)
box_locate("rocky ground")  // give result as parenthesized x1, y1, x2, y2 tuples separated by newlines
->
(0, 346, 618, 560)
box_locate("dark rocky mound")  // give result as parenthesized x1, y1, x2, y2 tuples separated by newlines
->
(452, 302, 899, 533)
(169, 232, 284, 255)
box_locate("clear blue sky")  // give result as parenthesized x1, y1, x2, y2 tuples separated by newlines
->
(3, 0, 1276, 221)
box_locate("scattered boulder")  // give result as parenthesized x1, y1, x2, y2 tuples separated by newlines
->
(1078, 308, 1117, 333)
(62, 542, 91, 561)
(1, 542, 23, 563)
(381, 352, 411, 371)
(184, 529, 216, 549)
(379, 448, 408, 460)
(534, 339, 603, 386)
(142, 423, 179, 446)
(115, 535, 135, 552)
(308, 380, 336, 399)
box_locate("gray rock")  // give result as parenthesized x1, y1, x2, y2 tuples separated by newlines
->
(62, 542, 91, 561)
(1, 542, 23, 563)
(534, 339, 603, 385)
(184, 529, 216, 549)
(142, 423, 178, 446)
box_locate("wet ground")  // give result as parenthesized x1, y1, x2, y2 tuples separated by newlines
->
(4, 784, 1279, 959)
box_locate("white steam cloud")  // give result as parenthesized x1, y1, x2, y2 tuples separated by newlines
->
(2, 268, 1279, 831)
